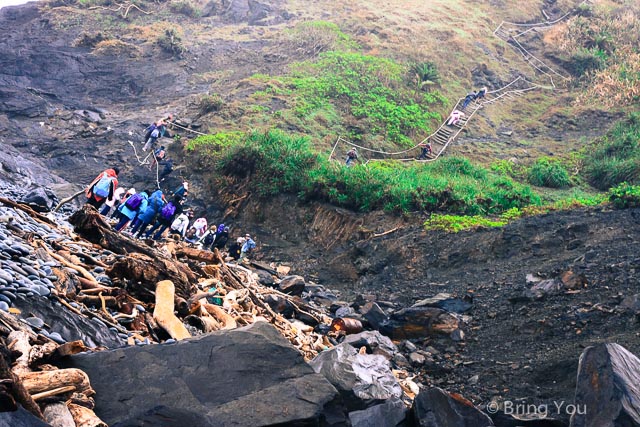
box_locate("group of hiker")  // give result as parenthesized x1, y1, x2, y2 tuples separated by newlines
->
(141, 115, 175, 182)
(85, 165, 257, 262)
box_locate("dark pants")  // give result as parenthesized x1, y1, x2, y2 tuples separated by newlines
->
(132, 219, 152, 237)
(100, 205, 111, 216)
(87, 196, 103, 209)
(462, 95, 475, 109)
(418, 147, 432, 160)
(146, 221, 170, 240)
(114, 214, 131, 232)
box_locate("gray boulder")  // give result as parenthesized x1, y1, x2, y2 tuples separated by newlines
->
(570, 343, 640, 427)
(65, 322, 346, 426)
(349, 398, 407, 427)
(20, 186, 57, 212)
(310, 342, 402, 411)
(411, 387, 494, 427)
(279, 274, 306, 296)
(342, 330, 399, 359)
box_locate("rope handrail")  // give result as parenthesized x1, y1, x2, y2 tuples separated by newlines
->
(497, 0, 590, 28)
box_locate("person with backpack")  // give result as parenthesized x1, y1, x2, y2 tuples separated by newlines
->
(417, 141, 433, 160)
(212, 226, 230, 251)
(143, 125, 160, 152)
(114, 189, 149, 232)
(100, 186, 125, 216)
(199, 225, 217, 250)
(145, 195, 183, 240)
(131, 188, 165, 238)
(461, 91, 478, 109)
(239, 234, 256, 262)
(345, 147, 358, 167)
(159, 158, 174, 182)
(170, 209, 192, 239)
(86, 167, 119, 209)
(184, 227, 199, 244)
(192, 217, 208, 239)
(228, 237, 245, 261)
(148, 146, 166, 171)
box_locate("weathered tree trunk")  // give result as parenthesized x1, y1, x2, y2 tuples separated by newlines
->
(0, 339, 44, 420)
(21, 368, 94, 396)
(107, 253, 194, 301)
(67, 402, 107, 427)
(176, 246, 219, 264)
(43, 402, 76, 427)
(153, 280, 191, 340)
(8, 331, 32, 376)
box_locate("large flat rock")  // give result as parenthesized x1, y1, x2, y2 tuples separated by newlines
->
(65, 322, 345, 426)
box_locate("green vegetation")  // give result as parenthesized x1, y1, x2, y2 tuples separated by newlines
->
(255, 51, 445, 145)
(212, 130, 540, 214)
(583, 113, 640, 190)
(527, 157, 571, 188)
(197, 94, 224, 117)
(608, 182, 640, 209)
(169, 1, 200, 18)
(157, 27, 185, 57)
(424, 214, 506, 232)
(284, 21, 359, 56)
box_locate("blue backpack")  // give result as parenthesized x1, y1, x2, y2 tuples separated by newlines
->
(161, 202, 176, 220)
(93, 175, 112, 197)
(125, 193, 143, 210)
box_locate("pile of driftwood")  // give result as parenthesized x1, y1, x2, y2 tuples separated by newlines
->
(65, 206, 334, 360)
(0, 310, 104, 426)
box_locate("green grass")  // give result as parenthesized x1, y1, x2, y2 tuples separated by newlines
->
(583, 112, 640, 190)
(211, 130, 541, 214)
(528, 157, 572, 188)
(252, 51, 446, 145)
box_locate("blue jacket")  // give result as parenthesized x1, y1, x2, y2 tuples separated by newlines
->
(119, 192, 149, 220)
(138, 190, 165, 223)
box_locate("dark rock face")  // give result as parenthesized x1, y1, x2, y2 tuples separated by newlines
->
(570, 343, 640, 427)
(13, 294, 125, 349)
(20, 186, 58, 212)
(348, 398, 407, 427)
(410, 387, 494, 427)
(65, 322, 346, 426)
(0, 406, 49, 427)
(279, 274, 306, 296)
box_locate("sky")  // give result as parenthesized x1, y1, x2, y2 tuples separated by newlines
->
(0, 0, 32, 8)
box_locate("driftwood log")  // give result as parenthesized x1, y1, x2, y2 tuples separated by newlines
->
(107, 253, 194, 301)
(67, 402, 107, 427)
(153, 280, 191, 340)
(21, 368, 94, 396)
(0, 339, 44, 420)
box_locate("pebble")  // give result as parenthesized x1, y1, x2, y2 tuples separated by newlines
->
(23, 265, 39, 276)
(135, 304, 146, 313)
(47, 332, 66, 344)
(25, 317, 45, 328)
(1, 291, 16, 301)
(0, 294, 11, 305)
(0, 301, 8, 311)
(93, 266, 105, 274)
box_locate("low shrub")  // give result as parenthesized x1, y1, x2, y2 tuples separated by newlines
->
(424, 214, 506, 233)
(528, 157, 571, 188)
(583, 113, 640, 190)
(169, 0, 200, 18)
(608, 183, 640, 209)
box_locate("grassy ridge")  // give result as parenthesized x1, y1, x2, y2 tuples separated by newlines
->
(190, 130, 540, 214)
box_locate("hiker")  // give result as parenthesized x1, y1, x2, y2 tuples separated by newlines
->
(145, 195, 183, 240)
(169, 209, 192, 239)
(131, 188, 165, 238)
(462, 91, 477, 109)
(239, 234, 256, 261)
(143, 125, 160, 152)
(192, 217, 208, 238)
(199, 225, 217, 250)
(476, 86, 488, 100)
(158, 158, 174, 182)
(112, 187, 135, 219)
(149, 146, 166, 171)
(184, 227, 199, 244)
(173, 181, 189, 199)
(228, 237, 245, 261)
(212, 226, 230, 250)
(345, 147, 358, 167)
(86, 167, 119, 209)
(446, 110, 465, 126)
(417, 141, 433, 160)
(100, 186, 125, 216)
(143, 122, 157, 144)
(114, 189, 149, 232)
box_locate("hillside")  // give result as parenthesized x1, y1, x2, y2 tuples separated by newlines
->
(1, 0, 640, 425)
